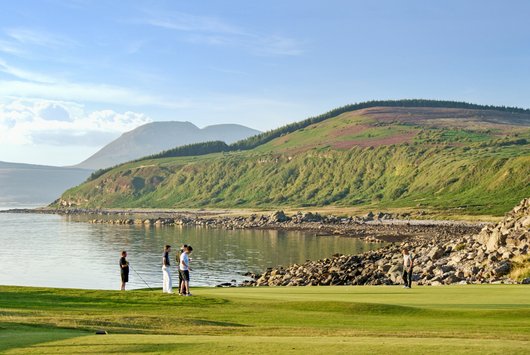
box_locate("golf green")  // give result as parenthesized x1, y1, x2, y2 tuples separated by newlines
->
(1, 285, 529, 354)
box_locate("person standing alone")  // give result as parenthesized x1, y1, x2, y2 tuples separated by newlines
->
(120, 251, 129, 291)
(402, 248, 413, 289)
(162, 245, 173, 293)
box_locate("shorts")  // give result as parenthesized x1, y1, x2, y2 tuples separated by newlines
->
(121, 271, 129, 283)
(180, 270, 190, 282)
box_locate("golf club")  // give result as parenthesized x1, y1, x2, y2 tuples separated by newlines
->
(130, 265, 153, 290)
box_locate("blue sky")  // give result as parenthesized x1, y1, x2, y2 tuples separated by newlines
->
(1, 0, 529, 166)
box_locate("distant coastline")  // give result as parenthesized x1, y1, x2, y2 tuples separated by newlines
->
(0, 204, 47, 211)
(1, 206, 486, 243)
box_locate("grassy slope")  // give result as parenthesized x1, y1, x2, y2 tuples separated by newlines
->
(1, 285, 529, 354)
(59, 107, 530, 216)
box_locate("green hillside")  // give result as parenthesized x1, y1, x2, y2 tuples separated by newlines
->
(57, 101, 530, 216)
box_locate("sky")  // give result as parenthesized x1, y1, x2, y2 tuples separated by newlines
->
(1, 0, 530, 166)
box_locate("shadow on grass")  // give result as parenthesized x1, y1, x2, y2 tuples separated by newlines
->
(0, 322, 88, 353)
(0, 288, 229, 311)
(279, 301, 426, 316)
(20, 342, 198, 354)
(190, 319, 248, 327)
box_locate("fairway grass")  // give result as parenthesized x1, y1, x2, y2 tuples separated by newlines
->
(5, 334, 530, 355)
(1, 285, 529, 354)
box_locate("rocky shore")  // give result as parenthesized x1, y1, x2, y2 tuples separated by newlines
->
(6, 201, 528, 287)
(4, 207, 485, 243)
(244, 198, 530, 287)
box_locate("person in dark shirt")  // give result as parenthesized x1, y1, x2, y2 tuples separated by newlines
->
(120, 250, 129, 291)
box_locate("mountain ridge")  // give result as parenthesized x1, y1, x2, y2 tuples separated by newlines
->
(75, 121, 260, 170)
(57, 100, 530, 215)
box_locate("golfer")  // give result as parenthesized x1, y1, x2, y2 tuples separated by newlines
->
(402, 248, 414, 288)
(120, 250, 129, 291)
(177, 244, 188, 295)
(162, 245, 173, 293)
(179, 245, 193, 296)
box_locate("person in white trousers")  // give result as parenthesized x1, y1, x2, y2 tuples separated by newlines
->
(162, 244, 173, 293)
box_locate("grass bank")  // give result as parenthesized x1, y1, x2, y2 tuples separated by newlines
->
(60, 144, 530, 216)
(1, 285, 529, 354)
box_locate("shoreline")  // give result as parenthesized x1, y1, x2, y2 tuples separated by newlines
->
(248, 198, 530, 287)
(1, 199, 528, 287)
(1, 205, 502, 221)
(1, 207, 487, 243)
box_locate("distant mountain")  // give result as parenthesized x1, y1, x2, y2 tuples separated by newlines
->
(75, 122, 261, 170)
(0, 161, 91, 208)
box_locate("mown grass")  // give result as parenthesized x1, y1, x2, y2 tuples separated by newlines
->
(1, 285, 529, 354)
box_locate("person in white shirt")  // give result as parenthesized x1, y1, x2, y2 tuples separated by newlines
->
(177, 244, 188, 295)
(402, 248, 414, 288)
(179, 245, 193, 296)
(162, 245, 173, 293)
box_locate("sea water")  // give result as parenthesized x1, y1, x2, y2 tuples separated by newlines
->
(0, 212, 383, 290)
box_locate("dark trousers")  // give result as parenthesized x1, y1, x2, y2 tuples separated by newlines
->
(402, 269, 412, 288)
(178, 270, 183, 294)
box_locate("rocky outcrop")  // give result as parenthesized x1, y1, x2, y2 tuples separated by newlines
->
(244, 198, 529, 287)
(475, 198, 530, 254)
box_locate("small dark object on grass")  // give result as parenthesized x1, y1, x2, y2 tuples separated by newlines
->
(95, 330, 108, 335)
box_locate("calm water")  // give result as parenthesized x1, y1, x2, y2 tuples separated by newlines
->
(0, 212, 383, 290)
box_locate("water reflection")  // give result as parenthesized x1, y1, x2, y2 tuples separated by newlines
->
(0, 213, 384, 290)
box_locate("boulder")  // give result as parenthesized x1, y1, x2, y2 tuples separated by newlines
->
(443, 272, 461, 284)
(270, 211, 289, 223)
(301, 212, 323, 222)
(427, 246, 444, 260)
(486, 229, 507, 252)
(492, 262, 511, 277)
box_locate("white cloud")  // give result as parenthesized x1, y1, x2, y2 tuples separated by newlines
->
(0, 59, 57, 83)
(126, 39, 148, 54)
(0, 39, 23, 55)
(0, 79, 189, 109)
(253, 35, 304, 56)
(140, 10, 243, 35)
(137, 10, 303, 57)
(0, 58, 188, 109)
(6, 28, 78, 49)
(0, 98, 152, 147)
